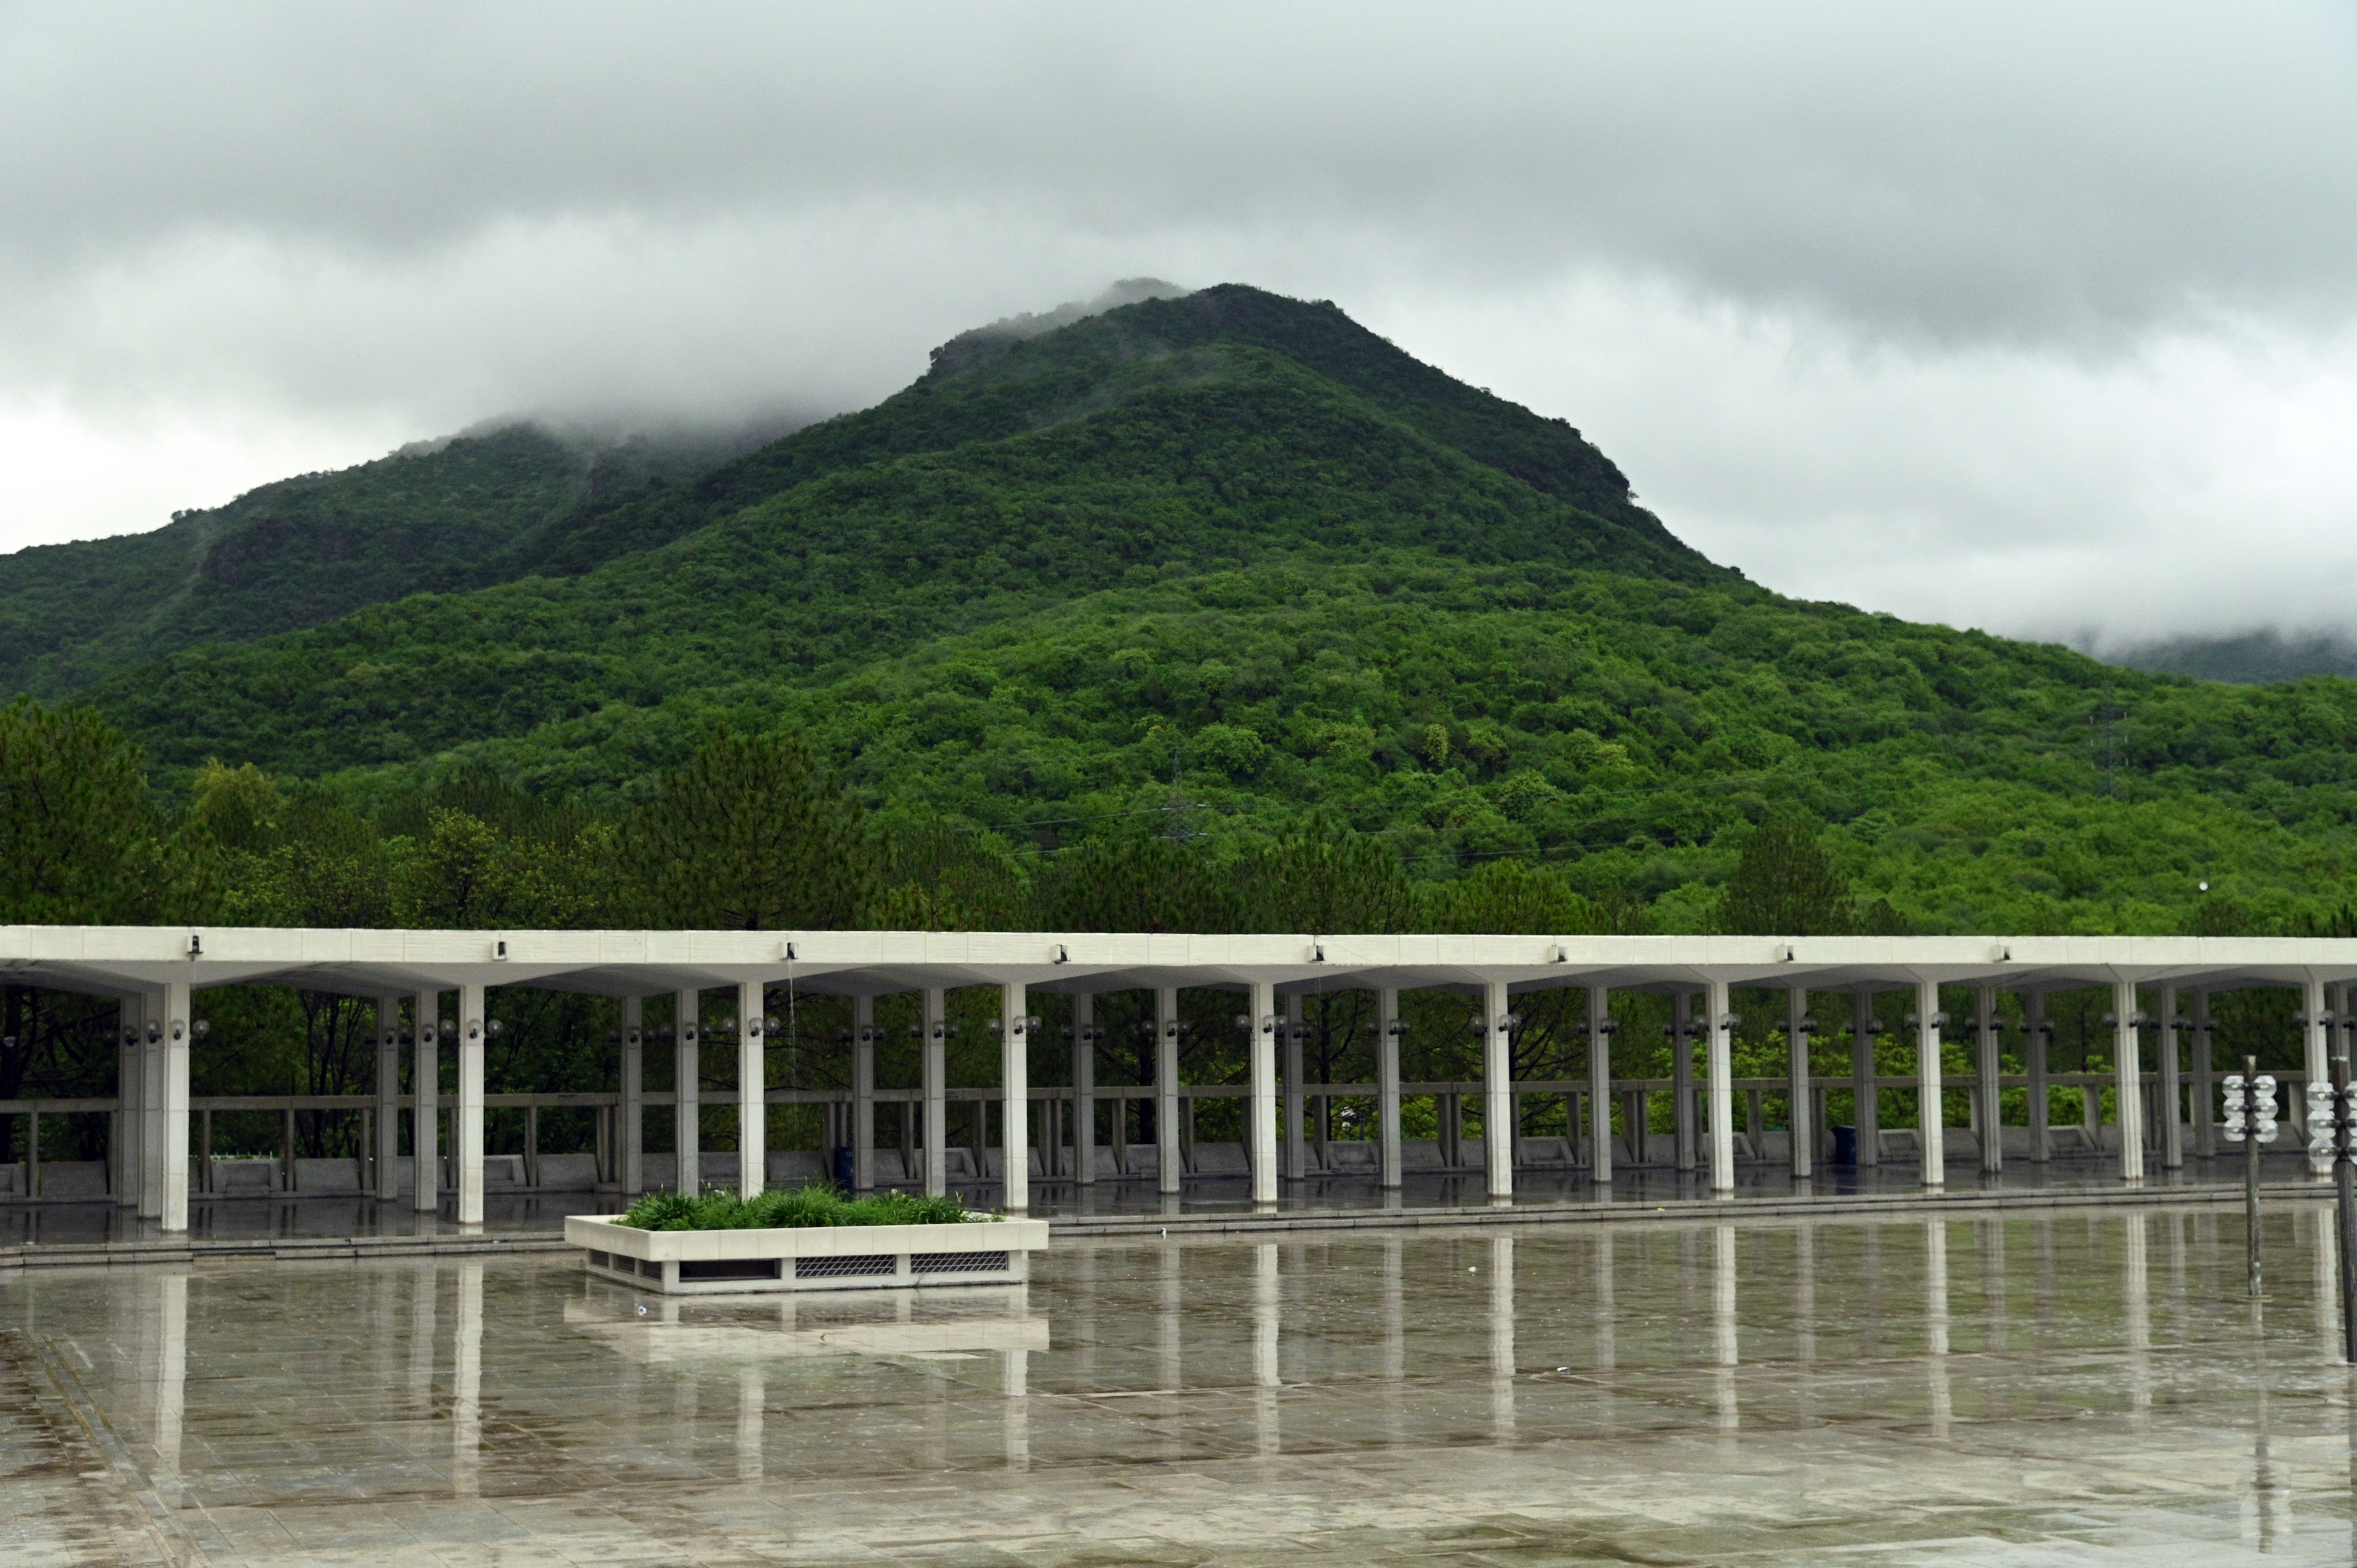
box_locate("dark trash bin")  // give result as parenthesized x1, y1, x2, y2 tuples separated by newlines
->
(1831, 1125, 1858, 1166)
(832, 1145, 855, 1189)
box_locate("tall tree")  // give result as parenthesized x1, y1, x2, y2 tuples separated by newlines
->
(629, 731, 868, 929)
(1422, 858, 1611, 935)
(864, 809, 1034, 931)
(0, 698, 162, 924)
(1244, 819, 1413, 934)
(1716, 814, 1855, 936)
(1036, 835, 1239, 933)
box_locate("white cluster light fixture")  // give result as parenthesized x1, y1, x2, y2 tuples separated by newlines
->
(2221, 1071, 2278, 1142)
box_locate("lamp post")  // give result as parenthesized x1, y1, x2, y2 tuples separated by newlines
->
(2328, 1047, 2357, 1362)
(2221, 1057, 2276, 1297)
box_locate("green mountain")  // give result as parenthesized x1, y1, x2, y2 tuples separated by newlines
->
(20, 283, 2357, 934)
(79, 287, 1712, 774)
(2109, 630, 2357, 686)
(0, 418, 787, 699)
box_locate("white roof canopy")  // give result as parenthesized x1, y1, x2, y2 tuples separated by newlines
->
(4, 926, 2353, 1002)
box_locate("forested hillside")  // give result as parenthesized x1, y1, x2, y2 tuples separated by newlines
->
(6, 282, 2353, 1149)
(0, 418, 786, 699)
(7, 283, 2357, 940)
(0, 425, 591, 697)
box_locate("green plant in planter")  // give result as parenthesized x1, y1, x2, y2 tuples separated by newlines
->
(616, 1183, 984, 1230)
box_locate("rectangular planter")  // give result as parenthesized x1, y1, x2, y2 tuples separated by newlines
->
(566, 1212, 1049, 1295)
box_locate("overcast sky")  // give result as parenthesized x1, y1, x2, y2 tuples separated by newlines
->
(2, 2, 2351, 651)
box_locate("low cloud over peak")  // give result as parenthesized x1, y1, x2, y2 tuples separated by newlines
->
(0, 4, 2348, 646)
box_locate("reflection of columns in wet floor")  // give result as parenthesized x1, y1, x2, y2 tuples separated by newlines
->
(1158, 1247, 1182, 1388)
(1592, 1231, 1616, 1438)
(2317, 1206, 2342, 1363)
(1860, 1224, 1883, 1360)
(1793, 1224, 1816, 1366)
(1281, 1243, 1307, 1385)
(1159, 1246, 1183, 1461)
(1381, 1238, 1405, 1383)
(737, 1367, 765, 1483)
(1003, 1348, 1029, 1471)
(1254, 1243, 1280, 1458)
(2165, 1211, 2189, 1339)
(1076, 1247, 1098, 1388)
(154, 1270, 187, 1477)
(453, 1262, 482, 1498)
(1978, 1219, 2008, 1382)
(1593, 1231, 1615, 1373)
(408, 1261, 438, 1415)
(1489, 1236, 1515, 1443)
(372, 1266, 399, 1417)
(1382, 1237, 1405, 1449)
(673, 1363, 698, 1468)
(1924, 1220, 1951, 1441)
(925, 1354, 949, 1472)
(1712, 1224, 1738, 1435)
(2123, 1213, 2151, 1424)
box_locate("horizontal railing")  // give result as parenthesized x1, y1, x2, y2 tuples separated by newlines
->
(0, 1068, 2256, 1119)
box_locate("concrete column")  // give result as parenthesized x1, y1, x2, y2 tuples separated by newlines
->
(1248, 980, 1277, 1206)
(375, 998, 402, 1201)
(1073, 993, 1096, 1187)
(2113, 979, 2145, 1182)
(1975, 985, 2003, 1174)
(1378, 988, 1403, 1189)
(160, 982, 192, 1233)
(1851, 991, 1880, 1168)
(115, 994, 142, 1206)
(2025, 992, 2050, 1162)
(1482, 978, 1514, 1201)
(922, 989, 947, 1198)
(1155, 987, 1181, 1195)
(1705, 978, 1735, 1195)
(620, 996, 644, 1196)
(851, 993, 875, 1192)
(2306, 976, 2332, 1175)
(1672, 992, 1697, 1172)
(1000, 983, 1030, 1214)
(1282, 994, 1306, 1181)
(1586, 987, 1613, 1184)
(739, 980, 767, 1199)
(456, 984, 486, 1226)
(1915, 980, 1945, 1187)
(1786, 987, 1811, 1180)
(675, 990, 701, 1193)
(2157, 983, 2184, 1170)
(411, 991, 440, 1210)
(2191, 990, 2216, 1158)
(141, 988, 166, 1218)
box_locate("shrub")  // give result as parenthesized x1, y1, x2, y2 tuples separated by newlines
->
(615, 1183, 982, 1230)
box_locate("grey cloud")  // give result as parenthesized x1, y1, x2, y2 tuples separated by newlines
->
(0, 3, 2350, 345)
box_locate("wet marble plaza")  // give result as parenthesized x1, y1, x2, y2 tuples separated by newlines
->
(9, 1200, 2357, 1565)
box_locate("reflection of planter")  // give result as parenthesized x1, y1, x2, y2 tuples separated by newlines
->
(566, 1213, 1048, 1295)
(562, 1291, 1048, 1361)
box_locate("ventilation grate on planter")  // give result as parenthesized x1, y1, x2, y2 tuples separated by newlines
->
(680, 1258, 783, 1281)
(795, 1254, 896, 1279)
(587, 1250, 611, 1269)
(912, 1251, 1011, 1274)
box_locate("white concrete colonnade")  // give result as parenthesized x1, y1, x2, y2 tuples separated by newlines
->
(12, 926, 2355, 1233)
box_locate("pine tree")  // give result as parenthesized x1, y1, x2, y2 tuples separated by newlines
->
(1717, 814, 1855, 936)
(629, 731, 868, 930)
